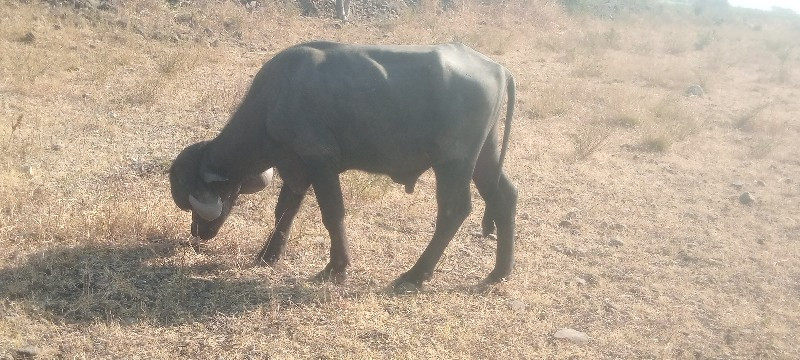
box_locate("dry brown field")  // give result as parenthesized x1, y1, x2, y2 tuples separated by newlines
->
(1, 0, 799, 358)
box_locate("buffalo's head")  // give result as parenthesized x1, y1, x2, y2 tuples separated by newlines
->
(169, 142, 273, 240)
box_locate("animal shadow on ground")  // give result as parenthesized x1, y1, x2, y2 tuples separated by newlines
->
(0, 237, 350, 325)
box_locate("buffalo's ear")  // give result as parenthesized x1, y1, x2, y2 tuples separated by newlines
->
(201, 165, 228, 184)
(240, 168, 274, 194)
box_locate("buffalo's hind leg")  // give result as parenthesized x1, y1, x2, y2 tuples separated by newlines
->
(256, 184, 307, 265)
(393, 161, 473, 293)
(473, 134, 518, 283)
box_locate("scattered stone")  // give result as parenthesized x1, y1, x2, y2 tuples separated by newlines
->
(611, 223, 628, 231)
(21, 165, 34, 176)
(310, 236, 327, 247)
(15, 345, 40, 358)
(175, 13, 193, 25)
(18, 31, 35, 44)
(507, 299, 526, 313)
(739, 192, 754, 205)
(755, 180, 766, 186)
(730, 181, 744, 190)
(685, 84, 705, 97)
(565, 208, 579, 220)
(554, 328, 589, 345)
(603, 300, 617, 312)
(559, 220, 573, 228)
(50, 143, 64, 151)
(81, 0, 101, 8)
(551, 244, 585, 257)
(780, 178, 793, 184)
(574, 277, 587, 286)
(609, 237, 624, 247)
(470, 231, 496, 240)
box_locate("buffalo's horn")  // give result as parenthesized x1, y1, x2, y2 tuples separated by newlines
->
(188, 193, 223, 221)
(240, 168, 274, 194)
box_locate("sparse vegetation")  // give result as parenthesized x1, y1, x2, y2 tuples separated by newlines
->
(1, 0, 799, 358)
(639, 130, 674, 152)
(570, 125, 612, 160)
(734, 104, 770, 132)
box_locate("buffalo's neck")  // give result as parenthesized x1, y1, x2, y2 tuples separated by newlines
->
(204, 107, 273, 182)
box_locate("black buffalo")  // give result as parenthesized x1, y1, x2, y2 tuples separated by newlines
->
(169, 41, 517, 292)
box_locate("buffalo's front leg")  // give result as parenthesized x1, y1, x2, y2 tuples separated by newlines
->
(256, 184, 307, 265)
(393, 162, 473, 293)
(309, 168, 350, 283)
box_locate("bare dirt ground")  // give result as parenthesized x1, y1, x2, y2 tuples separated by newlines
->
(1, 0, 799, 358)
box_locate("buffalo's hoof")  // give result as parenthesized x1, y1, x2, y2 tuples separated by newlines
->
(312, 263, 348, 284)
(391, 280, 422, 294)
(390, 272, 426, 294)
(183, 239, 205, 253)
(254, 252, 280, 267)
(484, 270, 511, 284)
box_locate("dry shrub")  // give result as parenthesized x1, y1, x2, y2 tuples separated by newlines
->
(635, 97, 702, 151)
(155, 46, 205, 76)
(570, 124, 613, 160)
(530, 82, 577, 119)
(749, 135, 778, 158)
(608, 114, 641, 128)
(734, 105, 788, 158)
(454, 28, 515, 55)
(734, 104, 770, 132)
(123, 78, 162, 106)
(775, 45, 793, 83)
(639, 130, 673, 152)
(570, 54, 604, 77)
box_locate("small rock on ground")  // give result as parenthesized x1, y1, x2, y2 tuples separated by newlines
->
(15, 345, 41, 358)
(18, 31, 35, 43)
(554, 328, 590, 345)
(739, 192, 754, 205)
(508, 300, 526, 313)
(685, 84, 705, 97)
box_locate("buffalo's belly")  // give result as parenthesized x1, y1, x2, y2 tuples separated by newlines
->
(341, 142, 432, 176)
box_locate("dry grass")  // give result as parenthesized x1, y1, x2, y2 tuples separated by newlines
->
(2, 0, 800, 358)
